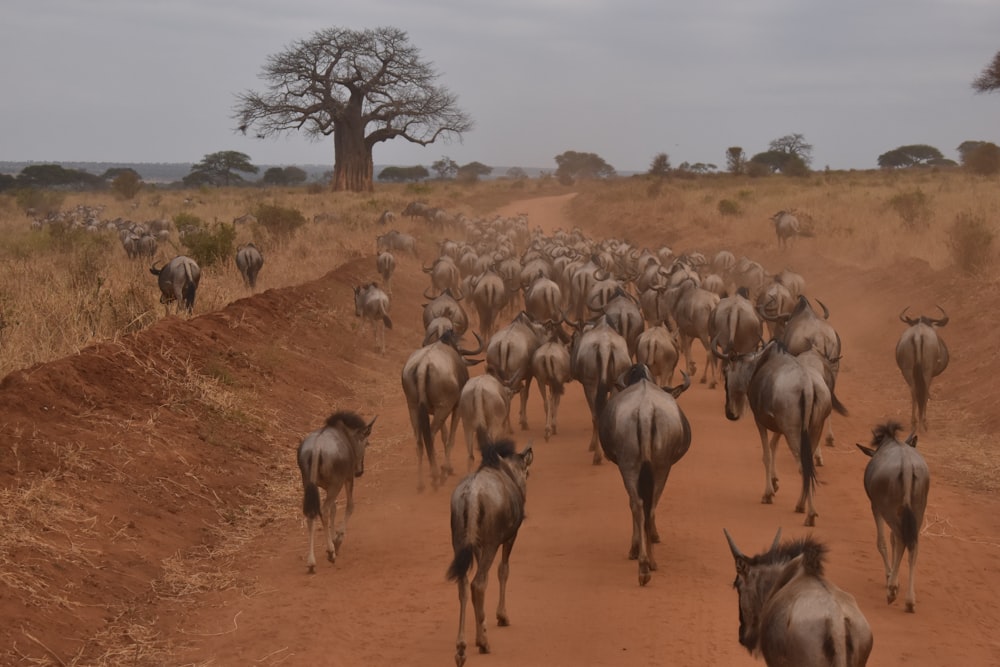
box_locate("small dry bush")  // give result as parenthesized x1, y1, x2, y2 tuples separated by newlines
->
(717, 199, 741, 216)
(887, 188, 932, 230)
(947, 210, 995, 274)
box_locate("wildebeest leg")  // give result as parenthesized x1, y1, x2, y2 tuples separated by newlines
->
(335, 479, 352, 554)
(472, 546, 499, 654)
(517, 376, 532, 430)
(887, 530, 905, 606)
(537, 381, 552, 441)
(463, 420, 476, 473)
(454, 574, 469, 667)
(442, 409, 462, 478)
(584, 384, 602, 463)
(904, 540, 919, 612)
(409, 407, 428, 493)
(681, 334, 697, 379)
(496, 539, 516, 626)
(550, 387, 563, 437)
(701, 337, 717, 388)
(872, 511, 892, 590)
(626, 483, 652, 586)
(649, 472, 669, 545)
(759, 427, 780, 504)
(323, 488, 338, 563)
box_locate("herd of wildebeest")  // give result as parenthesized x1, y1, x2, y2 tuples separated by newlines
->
(65, 198, 945, 666)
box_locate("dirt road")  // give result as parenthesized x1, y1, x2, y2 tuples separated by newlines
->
(154, 194, 999, 666)
(4, 194, 999, 666)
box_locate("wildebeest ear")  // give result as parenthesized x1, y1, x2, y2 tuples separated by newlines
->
(905, 433, 918, 448)
(856, 444, 876, 457)
(365, 415, 378, 434)
(521, 447, 534, 467)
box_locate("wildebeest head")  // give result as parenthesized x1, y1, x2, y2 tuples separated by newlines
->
(724, 528, 787, 652)
(325, 411, 377, 477)
(856, 420, 917, 458)
(899, 305, 948, 328)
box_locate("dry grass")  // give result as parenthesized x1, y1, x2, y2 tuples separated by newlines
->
(0, 179, 567, 380)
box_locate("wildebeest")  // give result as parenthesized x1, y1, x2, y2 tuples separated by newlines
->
(710, 286, 763, 360)
(401, 331, 484, 491)
(635, 323, 680, 386)
(485, 312, 548, 432)
(423, 288, 470, 338)
(771, 210, 814, 249)
(425, 256, 463, 295)
(235, 242, 264, 289)
(377, 209, 396, 226)
(724, 529, 873, 666)
(376, 230, 418, 256)
(664, 279, 721, 387)
(457, 370, 521, 471)
(468, 268, 509, 339)
(857, 421, 930, 613)
(597, 364, 691, 585)
(721, 342, 830, 525)
(531, 327, 573, 441)
(568, 315, 632, 463)
(895, 306, 949, 432)
(447, 437, 533, 667)
(297, 411, 376, 573)
(376, 250, 396, 294)
(352, 283, 393, 354)
(149, 255, 201, 316)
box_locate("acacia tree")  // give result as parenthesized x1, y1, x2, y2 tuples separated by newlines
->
(648, 153, 671, 177)
(184, 151, 258, 186)
(234, 26, 473, 193)
(973, 51, 1000, 92)
(554, 151, 615, 183)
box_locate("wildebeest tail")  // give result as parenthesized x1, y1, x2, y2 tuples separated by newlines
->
(302, 441, 322, 519)
(638, 460, 654, 529)
(912, 335, 928, 418)
(900, 463, 919, 549)
(800, 393, 817, 496)
(382, 315, 393, 330)
(447, 545, 474, 581)
(831, 389, 849, 416)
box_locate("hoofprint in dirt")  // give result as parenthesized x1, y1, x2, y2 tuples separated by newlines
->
(3, 194, 999, 665)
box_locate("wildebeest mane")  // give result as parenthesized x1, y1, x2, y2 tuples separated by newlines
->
(754, 537, 827, 577)
(479, 437, 518, 469)
(621, 363, 652, 388)
(871, 420, 903, 446)
(325, 410, 366, 431)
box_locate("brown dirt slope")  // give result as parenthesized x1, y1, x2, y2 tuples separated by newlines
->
(2, 193, 999, 665)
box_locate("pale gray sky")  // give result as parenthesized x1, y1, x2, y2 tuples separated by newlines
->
(2, 0, 998, 172)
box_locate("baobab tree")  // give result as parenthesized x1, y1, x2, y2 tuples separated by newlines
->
(973, 50, 1000, 93)
(234, 26, 473, 192)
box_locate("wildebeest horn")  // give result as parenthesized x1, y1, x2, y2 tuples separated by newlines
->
(723, 528, 745, 561)
(770, 528, 783, 551)
(423, 287, 438, 299)
(756, 303, 781, 322)
(587, 291, 606, 312)
(710, 334, 728, 360)
(422, 263, 433, 273)
(458, 331, 485, 356)
(816, 299, 830, 319)
(898, 306, 919, 326)
(664, 371, 691, 398)
(366, 415, 378, 430)
(932, 305, 949, 327)
(595, 269, 611, 281)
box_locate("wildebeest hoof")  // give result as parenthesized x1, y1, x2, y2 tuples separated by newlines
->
(638, 565, 651, 586)
(544, 428, 552, 442)
(825, 435, 835, 447)
(761, 494, 774, 504)
(905, 601, 916, 613)
(334, 532, 345, 550)
(699, 376, 707, 384)
(708, 381, 716, 389)
(326, 549, 336, 563)
(497, 613, 509, 627)
(592, 452, 603, 465)
(805, 513, 817, 527)
(455, 641, 467, 667)
(887, 585, 898, 604)
(307, 564, 316, 575)
(628, 545, 639, 560)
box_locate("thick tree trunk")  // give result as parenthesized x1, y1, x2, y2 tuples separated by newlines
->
(331, 103, 374, 192)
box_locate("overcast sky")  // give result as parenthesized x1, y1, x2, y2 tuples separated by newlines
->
(3, 0, 999, 172)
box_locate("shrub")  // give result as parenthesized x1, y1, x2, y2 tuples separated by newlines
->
(173, 213, 236, 268)
(255, 203, 306, 241)
(717, 199, 741, 216)
(888, 189, 932, 230)
(947, 211, 994, 274)
(15, 188, 64, 217)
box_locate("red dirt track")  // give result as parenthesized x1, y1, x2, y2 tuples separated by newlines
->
(3, 194, 999, 665)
